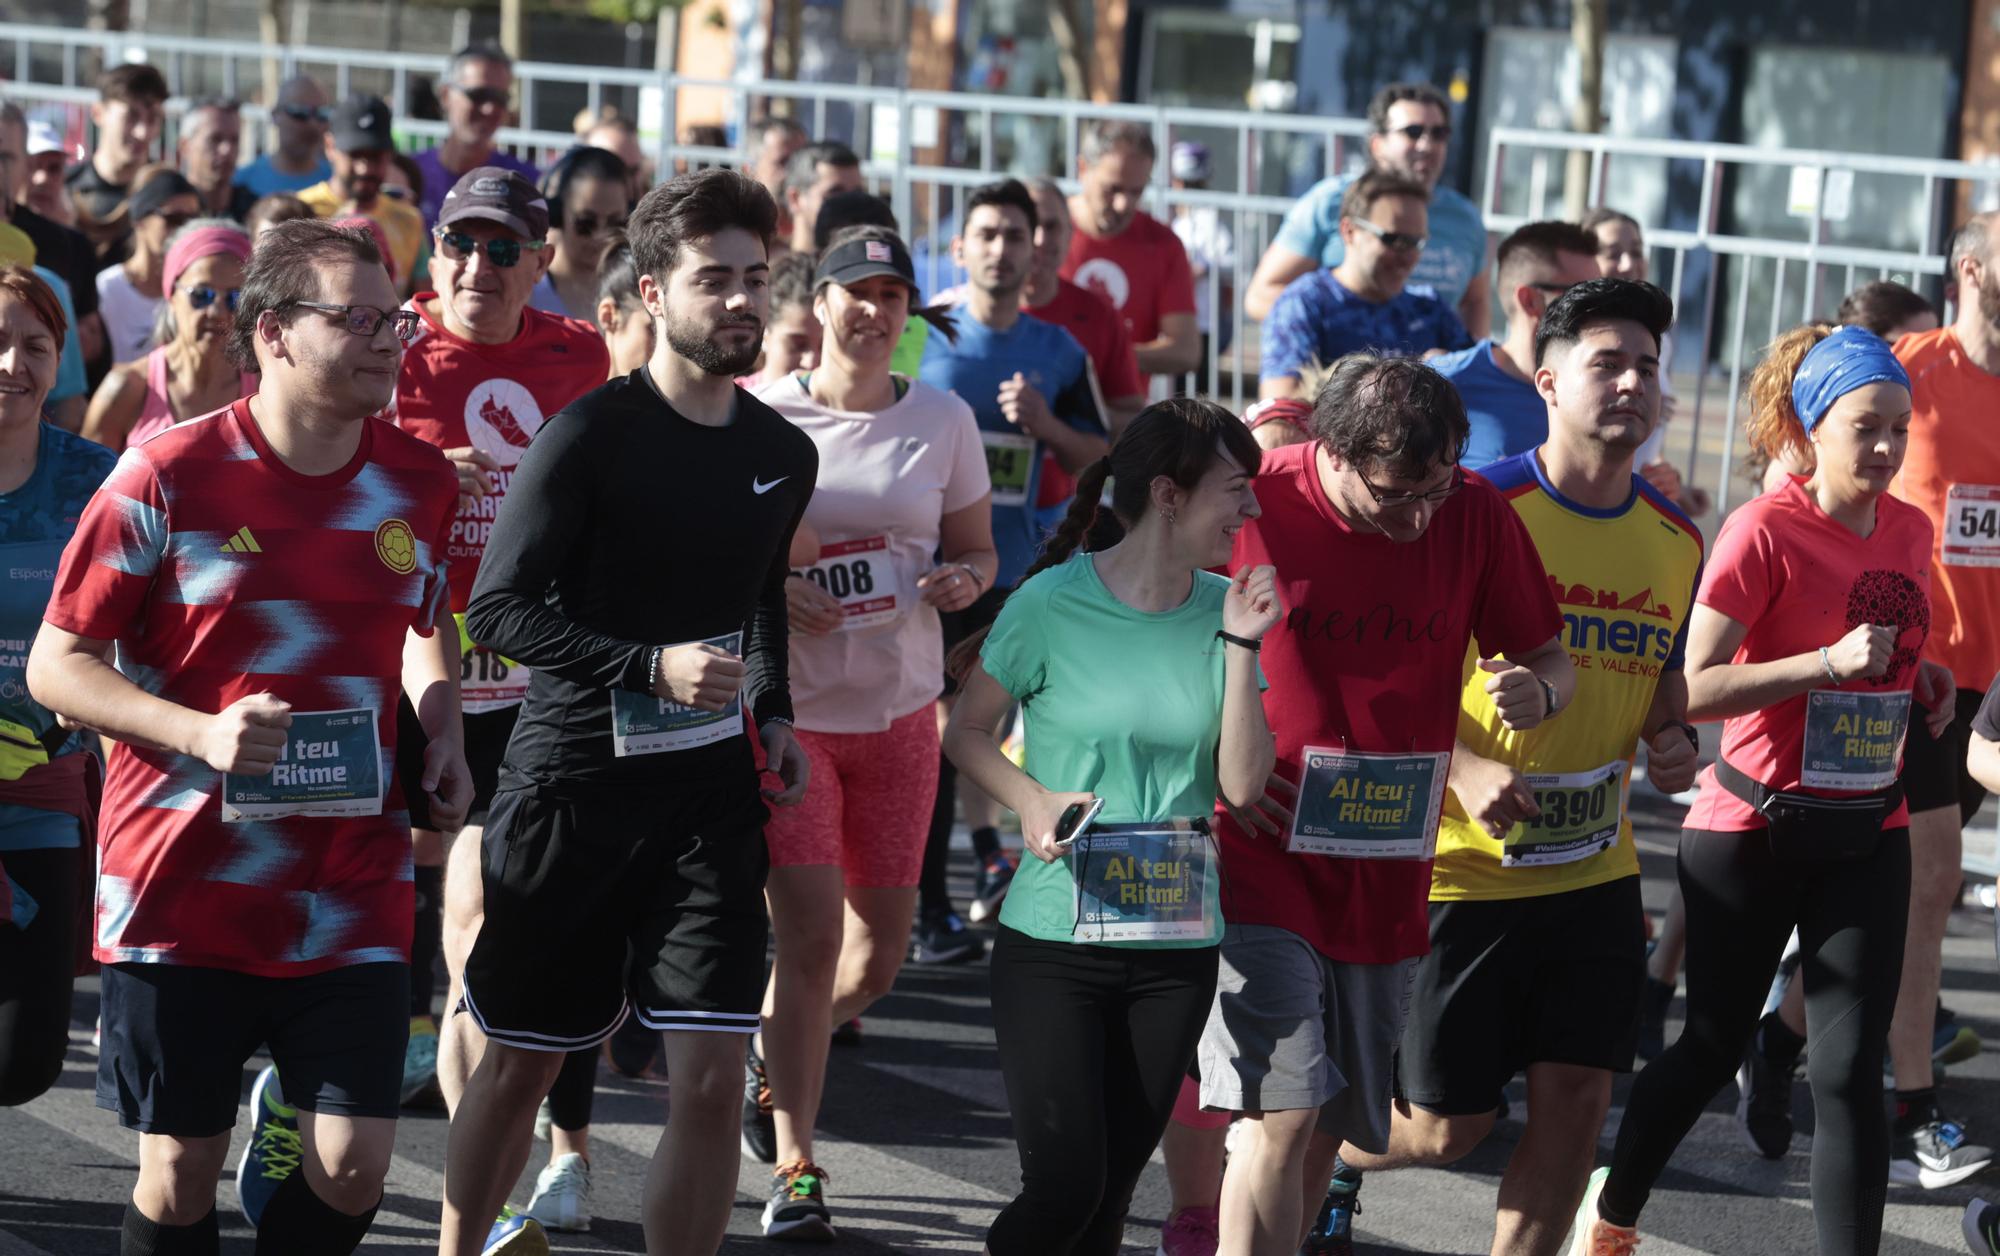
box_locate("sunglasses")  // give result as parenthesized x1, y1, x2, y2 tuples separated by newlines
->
(569, 213, 628, 240)
(1387, 123, 1452, 143)
(283, 301, 422, 341)
(155, 211, 195, 233)
(277, 104, 331, 123)
(451, 85, 510, 109)
(1349, 216, 1427, 253)
(436, 231, 547, 268)
(1358, 466, 1462, 509)
(381, 185, 413, 202)
(180, 284, 241, 312)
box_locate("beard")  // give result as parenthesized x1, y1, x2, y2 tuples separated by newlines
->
(666, 312, 763, 377)
(1979, 270, 2000, 329)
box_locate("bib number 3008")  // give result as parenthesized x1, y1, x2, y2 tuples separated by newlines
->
(794, 536, 898, 631)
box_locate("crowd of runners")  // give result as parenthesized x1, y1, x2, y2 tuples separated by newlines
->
(1, 52, 2000, 1256)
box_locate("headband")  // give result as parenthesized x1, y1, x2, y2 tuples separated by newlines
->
(162, 225, 252, 299)
(1792, 324, 1910, 432)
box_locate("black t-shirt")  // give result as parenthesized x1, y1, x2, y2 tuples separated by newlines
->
(9, 204, 99, 321)
(465, 368, 819, 786)
(1973, 670, 2000, 743)
(64, 160, 125, 221)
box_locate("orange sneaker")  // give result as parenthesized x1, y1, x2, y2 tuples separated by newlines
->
(1565, 1167, 1640, 1255)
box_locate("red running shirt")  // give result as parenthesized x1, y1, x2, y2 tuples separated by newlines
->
(1213, 443, 1562, 964)
(45, 401, 457, 976)
(1681, 479, 1933, 832)
(1029, 278, 1145, 508)
(1060, 210, 1195, 360)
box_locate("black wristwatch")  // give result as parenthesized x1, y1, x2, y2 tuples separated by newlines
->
(1537, 676, 1560, 718)
(1668, 720, 1700, 753)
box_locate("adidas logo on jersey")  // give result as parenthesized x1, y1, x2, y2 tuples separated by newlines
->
(220, 527, 263, 554)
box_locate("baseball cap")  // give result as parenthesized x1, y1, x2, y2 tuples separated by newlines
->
(328, 95, 394, 153)
(128, 169, 199, 221)
(1171, 141, 1211, 184)
(437, 167, 550, 239)
(814, 232, 915, 290)
(24, 120, 65, 158)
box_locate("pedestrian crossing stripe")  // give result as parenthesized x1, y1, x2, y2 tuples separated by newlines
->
(221, 526, 262, 554)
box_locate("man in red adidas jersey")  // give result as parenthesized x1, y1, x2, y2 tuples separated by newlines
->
(27, 217, 466, 1256)
(380, 166, 610, 1128)
(1061, 120, 1199, 386)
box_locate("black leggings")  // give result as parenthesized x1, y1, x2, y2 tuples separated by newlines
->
(546, 1045, 597, 1132)
(0, 846, 79, 1106)
(987, 926, 1218, 1256)
(1601, 826, 1909, 1255)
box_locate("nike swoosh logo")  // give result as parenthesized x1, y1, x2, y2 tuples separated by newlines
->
(752, 476, 789, 495)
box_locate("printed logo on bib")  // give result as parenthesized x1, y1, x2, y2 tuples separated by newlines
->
(1944, 484, 2000, 568)
(1072, 258, 1132, 311)
(1288, 747, 1448, 860)
(610, 632, 744, 756)
(1503, 760, 1628, 868)
(982, 430, 1035, 508)
(222, 708, 383, 822)
(461, 379, 545, 466)
(454, 612, 528, 714)
(794, 536, 898, 630)
(1070, 822, 1213, 942)
(1801, 689, 1910, 791)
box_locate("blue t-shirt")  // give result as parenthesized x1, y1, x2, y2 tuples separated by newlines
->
(35, 267, 85, 408)
(1433, 339, 1548, 471)
(414, 148, 541, 230)
(1259, 271, 1470, 382)
(919, 313, 1105, 589)
(1272, 176, 1487, 312)
(0, 423, 116, 853)
(234, 152, 333, 199)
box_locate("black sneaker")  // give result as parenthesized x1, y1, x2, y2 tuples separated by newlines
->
(762, 1159, 836, 1242)
(1635, 977, 1674, 1061)
(1298, 1173, 1359, 1256)
(830, 1018, 862, 1047)
(967, 855, 1016, 924)
(1734, 1032, 1796, 1159)
(1964, 1197, 2000, 1254)
(911, 910, 985, 965)
(742, 1041, 777, 1163)
(1892, 1115, 1993, 1189)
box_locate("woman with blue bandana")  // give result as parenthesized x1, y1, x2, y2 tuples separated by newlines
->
(1568, 323, 1961, 1256)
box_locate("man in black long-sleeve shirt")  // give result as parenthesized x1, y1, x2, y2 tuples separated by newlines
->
(440, 168, 815, 1256)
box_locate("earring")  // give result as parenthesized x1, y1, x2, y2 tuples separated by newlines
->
(1160, 508, 1178, 525)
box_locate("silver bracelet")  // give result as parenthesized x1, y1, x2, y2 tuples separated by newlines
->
(646, 645, 663, 693)
(1819, 646, 1838, 683)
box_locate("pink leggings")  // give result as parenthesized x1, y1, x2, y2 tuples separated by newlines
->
(763, 706, 940, 887)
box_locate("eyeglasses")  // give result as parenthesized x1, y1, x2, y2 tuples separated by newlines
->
(156, 211, 194, 233)
(276, 104, 331, 123)
(180, 284, 241, 312)
(1357, 465, 1462, 508)
(569, 213, 628, 239)
(1388, 123, 1451, 143)
(450, 85, 511, 109)
(1349, 217, 1427, 253)
(436, 231, 547, 268)
(380, 185, 413, 202)
(282, 301, 421, 341)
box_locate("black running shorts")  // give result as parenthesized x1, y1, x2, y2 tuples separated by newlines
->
(1901, 687, 1986, 825)
(1399, 875, 1645, 1116)
(396, 699, 520, 830)
(461, 774, 771, 1050)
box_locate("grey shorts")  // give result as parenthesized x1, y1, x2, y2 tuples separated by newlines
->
(1196, 923, 1417, 1154)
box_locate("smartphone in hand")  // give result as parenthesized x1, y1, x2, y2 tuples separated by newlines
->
(1053, 797, 1105, 848)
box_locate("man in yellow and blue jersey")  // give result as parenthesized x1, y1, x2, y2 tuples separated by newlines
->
(1300, 278, 1704, 1256)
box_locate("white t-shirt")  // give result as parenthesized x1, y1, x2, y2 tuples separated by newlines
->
(757, 372, 991, 733)
(96, 267, 162, 365)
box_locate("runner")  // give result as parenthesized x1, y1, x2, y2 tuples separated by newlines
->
(943, 399, 1278, 1256)
(1257, 169, 1471, 400)
(1312, 279, 1700, 1256)
(1839, 281, 1938, 342)
(748, 226, 996, 1237)
(918, 177, 1111, 963)
(781, 143, 864, 259)
(1962, 669, 2000, 1254)
(297, 96, 425, 285)
(65, 63, 168, 267)
(235, 76, 333, 199)
(177, 99, 256, 224)
(742, 252, 820, 390)
(1882, 210, 2000, 1187)
(439, 165, 814, 1256)
(27, 217, 466, 1255)
(1568, 323, 1956, 1255)
(0, 265, 115, 1108)
(93, 167, 200, 364)
(1243, 82, 1489, 337)
(413, 45, 539, 230)
(1430, 221, 1601, 470)
(1197, 354, 1573, 1256)
(82, 220, 256, 452)
(1062, 121, 1199, 385)
(530, 146, 631, 321)
(1022, 177, 1145, 435)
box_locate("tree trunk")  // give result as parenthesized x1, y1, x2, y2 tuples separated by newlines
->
(1564, 0, 1607, 220)
(258, 0, 288, 113)
(1048, 0, 1090, 102)
(771, 0, 804, 83)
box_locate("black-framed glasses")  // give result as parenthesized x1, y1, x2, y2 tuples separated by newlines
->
(569, 212, 628, 240)
(1349, 217, 1427, 253)
(180, 284, 241, 312)
(1358, 465, 1462, 508)
(436, 231, 547, 269)
(276, 104, 331, 123)
(282, 301, 421, 341)
(450, 85, 510, 109)
(1389, 123, 1451, 143)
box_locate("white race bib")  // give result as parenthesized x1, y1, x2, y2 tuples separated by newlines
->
(1287, 747, 1449, 860)
(1800, 688, 1910, 791)
(981, 430, 1035, 508)
(1943, 483, 2000, 568)
(610, 632, 744, 756)
(222, 708, 384, 822)
(795, 536, 900, 631)
(1070, 821, 1214, 942)
(1503, 760, 1628, 868)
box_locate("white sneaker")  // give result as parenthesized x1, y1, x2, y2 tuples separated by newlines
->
(524, 1152, 592, 1233)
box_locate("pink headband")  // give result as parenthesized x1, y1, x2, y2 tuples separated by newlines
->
(162, 225, 252, 299)
(330, 216, 397, 285)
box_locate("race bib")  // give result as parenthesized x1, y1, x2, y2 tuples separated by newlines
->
(1503, 760, 1628, 868)
(982, 430, 1035, 508)
(1800, 688, 1910, 791)
(610, 632, 744, 757)
(455, 612, 528, 714)
(1071, 821, 1213, 942)
(222, 708, 383, 822)
(1943, 484, 2000, 568)
(794, 536, 899, 631)
(1288, 747, 1449, 860)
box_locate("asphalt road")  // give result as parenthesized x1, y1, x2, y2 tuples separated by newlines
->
(4, 788, 2000, 1255)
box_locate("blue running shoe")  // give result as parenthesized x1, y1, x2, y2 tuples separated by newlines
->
(483, 1206, 551, 1255)
(236, 1067, 301, 1227)
(1299, 1172, 1359, 1256)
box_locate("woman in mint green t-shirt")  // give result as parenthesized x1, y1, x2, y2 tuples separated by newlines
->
(942, 398, 1280, 1256)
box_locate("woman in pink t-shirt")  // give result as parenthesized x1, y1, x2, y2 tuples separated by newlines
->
(747, 227, 996, 1237)
(1576, 324, 1958, 1255)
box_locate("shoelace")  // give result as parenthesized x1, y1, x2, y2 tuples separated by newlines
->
(1591, 1222, 1642, 1256)
(775, 1159, 830, 1199)
(256, 1122, 303, 1182)
(750, 1058, 774, 1115)
(547, 1159, 590, 1193)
